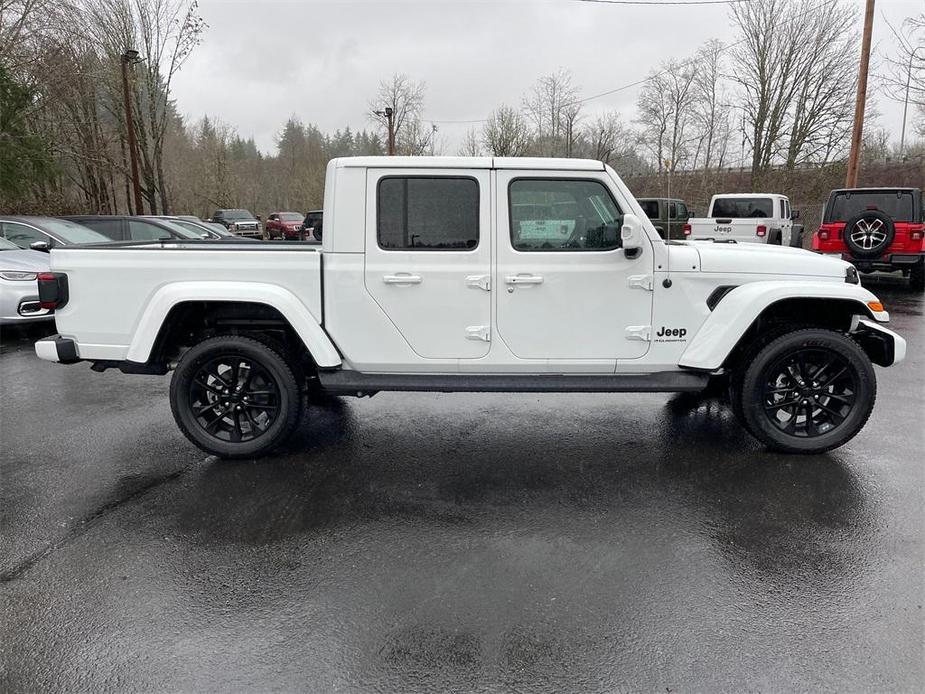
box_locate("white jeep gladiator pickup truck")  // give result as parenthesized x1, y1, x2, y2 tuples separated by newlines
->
(35, 157, 905, 458)
(687, 193, 802, 246)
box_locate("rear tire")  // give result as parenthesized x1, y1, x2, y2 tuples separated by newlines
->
(737, 329, 876, 454)
(170, 335, 303, 458)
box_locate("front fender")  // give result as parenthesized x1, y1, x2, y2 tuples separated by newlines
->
(678, 281, 886, 371)
(125, 281, 342, 368)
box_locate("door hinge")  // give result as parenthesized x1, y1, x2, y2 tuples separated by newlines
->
(625, 325, 651, 341)
(466, 325, 491, 342)
(628, 274, 654, 291)
(465, 275, 491, 291)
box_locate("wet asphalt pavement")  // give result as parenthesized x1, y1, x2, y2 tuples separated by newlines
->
(1, 278, 923, 692)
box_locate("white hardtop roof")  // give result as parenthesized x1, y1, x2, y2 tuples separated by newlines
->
(333, 156, 605, 171)
(712, 192, 787, 198)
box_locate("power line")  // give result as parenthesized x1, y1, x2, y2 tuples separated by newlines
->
(571, 0, 751, 5)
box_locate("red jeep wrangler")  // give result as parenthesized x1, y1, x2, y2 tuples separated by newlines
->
(813, 187, 925, 290)
(264, 212, 304, 240)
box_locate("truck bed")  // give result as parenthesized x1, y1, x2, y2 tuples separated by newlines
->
(49, 241, 323, 361)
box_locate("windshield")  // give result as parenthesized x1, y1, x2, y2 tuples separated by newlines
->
(637, 200, 660, 219)
(172, 220, 212, 236)
(155, 219, 202, 239)
(0, 237, 20, 250)
(826, 191, 917, 222)
(711, 197, 773, 218)
(280, 213, 303, 221)
(221, 210, 255, 221)
(36, 218, 111, 243)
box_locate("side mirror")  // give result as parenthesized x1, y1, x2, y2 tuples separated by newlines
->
(201, 233, 210, 239)
(621, 213, 645, 258)
(30, 241, 50, 252)
(791, 209, 801, 221)
(256, 215, 262, 222)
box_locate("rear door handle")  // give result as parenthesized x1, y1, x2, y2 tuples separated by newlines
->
(383, 273, 422, 285)
(505, 274, 544, 285)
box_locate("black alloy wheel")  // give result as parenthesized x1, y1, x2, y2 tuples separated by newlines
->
(760, 348, 857, 438)
(739, 329, 876, 454)
(189, 354, 280, 444)
(170, 335, 303, 458)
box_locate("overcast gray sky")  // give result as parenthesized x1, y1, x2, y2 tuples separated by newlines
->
(171, 0, 921, 155)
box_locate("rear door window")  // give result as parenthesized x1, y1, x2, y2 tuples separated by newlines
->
(378, 177, 479, 250)
(77, 219, 124, 240)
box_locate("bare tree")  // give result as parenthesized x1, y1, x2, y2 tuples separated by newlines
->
(368, 73, 426, 154)
(689, 40, 731, 172)
(729, 0, 858, 185)
(458, 127, 483, 156)
(636, 59, 697, 172)
(482, 105, 532, 156)
(522, 68, 582, 156)
(580, 111, 629, 165)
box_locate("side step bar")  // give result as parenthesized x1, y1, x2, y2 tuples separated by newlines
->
(318, 370, 709, 395)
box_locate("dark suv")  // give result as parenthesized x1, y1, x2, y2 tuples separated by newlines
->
(813, 187, 924, 290)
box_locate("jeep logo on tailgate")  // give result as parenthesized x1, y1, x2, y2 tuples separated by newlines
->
(716, 225, 732, 234)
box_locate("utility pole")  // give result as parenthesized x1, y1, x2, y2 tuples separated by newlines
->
(121, 49, 144, 215)
(899, 46, 925, 160)
(845, 0, 875, 188)
(375, 106, 395, 155)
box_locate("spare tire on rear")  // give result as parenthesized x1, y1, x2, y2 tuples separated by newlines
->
(844, 210, 895, 258)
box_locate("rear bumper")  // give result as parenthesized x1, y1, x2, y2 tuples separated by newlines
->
(816, 251, 924, 271)
(34, 335, 80, 364)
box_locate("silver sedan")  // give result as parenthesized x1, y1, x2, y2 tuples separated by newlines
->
(0, 237, 52, 325)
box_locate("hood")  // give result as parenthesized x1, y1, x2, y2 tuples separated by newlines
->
(0, 249, 51, 272)
(690, 242, 849, 278)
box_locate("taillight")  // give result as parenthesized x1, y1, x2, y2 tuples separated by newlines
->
(37, 272, 68, 310)
(683, 223, 691, 237)
(910, 225, 924, 241)
(756, 225, 767, 237)
(818, 228, 830, 240)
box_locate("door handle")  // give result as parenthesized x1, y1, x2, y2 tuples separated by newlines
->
(383, 273, 422, 285)
(505, 274, 544, 285)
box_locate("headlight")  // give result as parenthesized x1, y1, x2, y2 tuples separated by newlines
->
(845, 266, 860, 284)
(0, 271, 38, 281)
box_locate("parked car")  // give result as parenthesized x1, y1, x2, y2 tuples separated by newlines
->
(636, 197, 690, 240)
(63, 215, 202, 242)
(0, 237, 53, 325)
(265, 212, 304, 240)
(301, 210, 323, 242)
(0, 216, 111, 251)
(208, 209, 262, 238)
(687, 193, 802, 246)
(812, 187, 924, 290)
(143, 216, 257, 241)
(35, 156, 904, 459)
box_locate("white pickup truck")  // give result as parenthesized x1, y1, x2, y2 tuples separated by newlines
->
(687, 193, 802, 246)
(35, 157, 904, 458)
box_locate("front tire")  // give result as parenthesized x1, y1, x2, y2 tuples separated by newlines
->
(170, 335, 303, 458)
(737, 329, 876, 454)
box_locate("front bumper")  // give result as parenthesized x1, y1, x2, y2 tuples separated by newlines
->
(852, 319, 906, 367)
(34, 334, 80, 364)
(0, 285, 54, 325)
